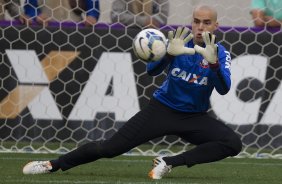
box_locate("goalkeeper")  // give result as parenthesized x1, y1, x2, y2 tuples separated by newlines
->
(23, 5, 242, 180)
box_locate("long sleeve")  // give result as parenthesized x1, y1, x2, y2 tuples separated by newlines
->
(85, 0, 100, 20)
(210, 45, 231, 95)
(147, 55, 172, 76)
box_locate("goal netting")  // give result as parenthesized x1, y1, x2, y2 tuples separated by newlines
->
(0, 0, 282, 159)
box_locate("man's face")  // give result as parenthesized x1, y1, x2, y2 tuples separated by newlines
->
(192, 9, 218, 45)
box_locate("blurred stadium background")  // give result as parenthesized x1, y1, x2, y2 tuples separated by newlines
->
(5, 0, 254, 27)
(100, 0, 252, 27)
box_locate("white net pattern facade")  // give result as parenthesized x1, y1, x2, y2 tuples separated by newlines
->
(0, 0, 282, 159)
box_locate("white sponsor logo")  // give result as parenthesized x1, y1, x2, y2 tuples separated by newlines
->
(211, 54, 282, 125)
(5, 50, 140, 121)
(69, 52, 140, 121)
(5, 50, 282, 125)
(171, 68, 208, 85)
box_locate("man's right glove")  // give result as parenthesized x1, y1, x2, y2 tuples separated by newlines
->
(194, 31, 218, 64)
(167, 27, 195, 56)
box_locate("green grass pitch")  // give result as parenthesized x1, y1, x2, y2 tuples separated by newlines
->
(1, 152, 282, 184)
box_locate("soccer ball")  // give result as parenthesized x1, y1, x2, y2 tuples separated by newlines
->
(133, 28, 167, 62)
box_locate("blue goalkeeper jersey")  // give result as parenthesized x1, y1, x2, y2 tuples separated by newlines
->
(147, 40, 231, 112)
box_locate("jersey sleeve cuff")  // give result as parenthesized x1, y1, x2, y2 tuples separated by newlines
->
(209, 61, 219, 71)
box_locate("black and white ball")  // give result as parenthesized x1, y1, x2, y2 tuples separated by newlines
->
(133, 28, 167, 62)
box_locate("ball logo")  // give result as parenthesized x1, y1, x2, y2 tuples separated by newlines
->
(133, 28, 167, 62)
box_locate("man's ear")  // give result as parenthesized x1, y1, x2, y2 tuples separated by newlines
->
(214, 21, 219, 30)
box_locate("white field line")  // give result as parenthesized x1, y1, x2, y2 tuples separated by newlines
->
(3, 179, 203, 184)
(1, 156, 282, 167)
(2, 157, 281, 184)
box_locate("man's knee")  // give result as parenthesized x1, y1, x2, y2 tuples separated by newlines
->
(224, 133, 242, 156)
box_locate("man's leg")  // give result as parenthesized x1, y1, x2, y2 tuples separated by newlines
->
(52, 99, 176, 171)
(163, 113, 242, 168)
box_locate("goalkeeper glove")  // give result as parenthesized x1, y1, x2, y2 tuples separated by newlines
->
(167, 27, 195, 56)
(194, 31, 218, 64)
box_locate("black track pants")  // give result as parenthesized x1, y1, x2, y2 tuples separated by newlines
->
(58, 98, 242, 171)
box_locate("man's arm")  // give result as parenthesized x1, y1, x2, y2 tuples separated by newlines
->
(147, 55, 172, 76)
(210, 47, 231, 95)
(194, 32, 231, 95)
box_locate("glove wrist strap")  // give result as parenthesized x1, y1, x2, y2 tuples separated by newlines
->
(209, 60, 219, 70)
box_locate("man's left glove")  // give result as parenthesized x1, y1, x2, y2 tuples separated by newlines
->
(167, 26, 195, 56)
(194, 32, 218, 64)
